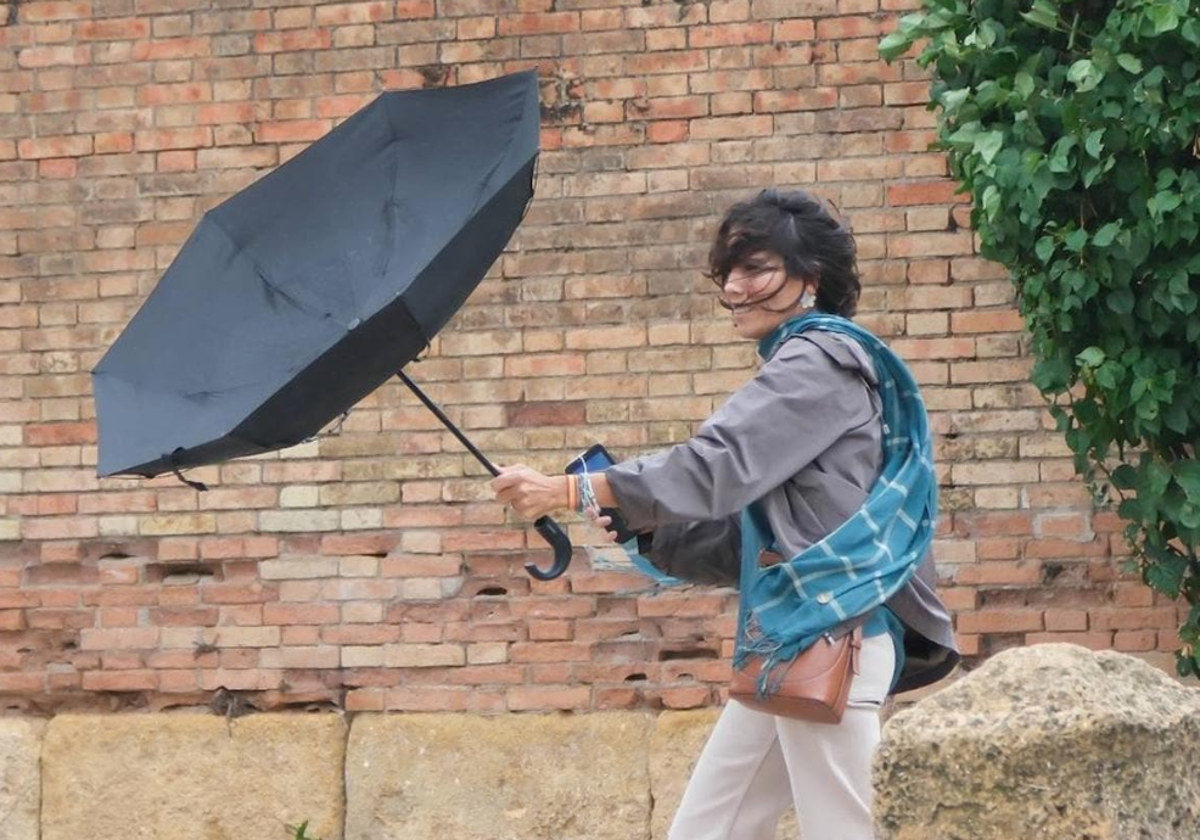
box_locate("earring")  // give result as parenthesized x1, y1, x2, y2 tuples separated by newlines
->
(800, 289, 816, 309)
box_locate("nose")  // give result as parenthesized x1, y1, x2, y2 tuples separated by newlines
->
(722, 271, 752, 302)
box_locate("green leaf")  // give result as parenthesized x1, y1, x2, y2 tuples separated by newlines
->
(1067, 59, 1104, 93)
(1176, 461, 1200, 500)
(1177, 655, 1194, 678)
(1184, 18, 1200, 45)
(879, 31, 914, 62)
(1113, 464, 1138, 489)
(981, 184, 1001, 219)
(1147, 3, 1180, 34)
(1014, 72, 1035, 100)
(1076, 346, 1105, 367)
(1065, 228, 1088, 252)
(1035, 236, 1056, 262)
(938, 87, 970, 114)
(1084, 129, 1105, 159)
(947, 122, 981, 149)
(1032, 357, 1072, 391)
(1108, 287, 1135, 314)
(1093, 222, 1121, 247)
(1116, 53, 1143, 74)
(1143, 459, 1172, 497)
(1095, 361, 1122, 389)
(1049, 136, 1078, 172)
(974, 130, 1004, 164)
(1165, 401, 1190, 433)
(1021, 0, 1061, 31)
(1145, 549, 1188, 599)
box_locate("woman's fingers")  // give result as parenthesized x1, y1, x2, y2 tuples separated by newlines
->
(594, 515, 619, 543)
(489, 466, 564, 519)
(491, 465, 531, 503)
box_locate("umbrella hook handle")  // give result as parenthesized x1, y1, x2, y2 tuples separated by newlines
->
(396, 370, 574, 580)
(528, 517, 572, 581)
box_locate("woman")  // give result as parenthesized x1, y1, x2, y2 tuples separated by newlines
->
(493, 188, 958, 840)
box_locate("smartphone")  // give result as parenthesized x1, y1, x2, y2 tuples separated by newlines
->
(564, 444, 639, 544)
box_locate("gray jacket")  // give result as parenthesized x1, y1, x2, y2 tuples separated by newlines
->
(606, 331, 959, 692)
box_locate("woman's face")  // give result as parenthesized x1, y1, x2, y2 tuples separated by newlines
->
(721, 251, 810, 340)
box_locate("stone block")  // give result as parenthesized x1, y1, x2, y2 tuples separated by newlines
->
(0, 718, 42, 840)
(346, 712, 652, 840)
(875, 644, 1200, 839)
(42, 713, 345, 840)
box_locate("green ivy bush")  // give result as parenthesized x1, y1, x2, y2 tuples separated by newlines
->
(880, 0, 1200, 676)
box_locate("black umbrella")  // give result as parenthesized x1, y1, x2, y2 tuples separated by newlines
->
(92, 70, 573, 580)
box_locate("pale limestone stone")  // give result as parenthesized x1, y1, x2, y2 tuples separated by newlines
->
(0, 719, 43, 840)
(346, 712, 653, 840)
(259, 509, 341, 532)
(650, 709, 798, 840)
(42, 713, 345, 840)
(259, 556, 339, 579)
(875, 644, 1200, 839)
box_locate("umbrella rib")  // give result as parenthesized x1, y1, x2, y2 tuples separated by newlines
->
(466, 97, 525, 219)
(205, 213, 347, 328)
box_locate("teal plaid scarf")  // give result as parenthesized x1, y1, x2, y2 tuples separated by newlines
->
(733, 312, 937, 696)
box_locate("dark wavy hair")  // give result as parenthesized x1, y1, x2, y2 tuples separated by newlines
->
(706, 188, 861, 317)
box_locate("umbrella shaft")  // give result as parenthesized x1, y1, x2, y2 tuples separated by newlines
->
(396, 370, 500, 477)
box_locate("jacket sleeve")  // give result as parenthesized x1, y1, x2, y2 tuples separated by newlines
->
(605, 335, 876, 533)
(642, 516, 741, 587)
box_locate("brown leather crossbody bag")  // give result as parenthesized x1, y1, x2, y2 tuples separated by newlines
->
(730, 624, 863, 724)
(729, 549, 864, 724)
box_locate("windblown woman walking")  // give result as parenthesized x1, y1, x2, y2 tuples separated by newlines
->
(494, 188, 959, 840)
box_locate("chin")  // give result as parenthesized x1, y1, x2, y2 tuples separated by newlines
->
(732, 319, 769, 340)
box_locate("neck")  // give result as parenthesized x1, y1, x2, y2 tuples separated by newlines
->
(757, 310, 841, 360)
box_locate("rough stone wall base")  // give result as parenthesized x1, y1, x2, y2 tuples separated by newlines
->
(2, 711, 802, 840)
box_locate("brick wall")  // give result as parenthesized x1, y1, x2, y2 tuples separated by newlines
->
(0, 0, 1181, 715)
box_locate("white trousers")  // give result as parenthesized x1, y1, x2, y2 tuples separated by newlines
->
(668, 633, 896, 840)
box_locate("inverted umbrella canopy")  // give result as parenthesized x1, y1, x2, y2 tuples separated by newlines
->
(93, 71, 574, 579)
(95, 70, 538, 477)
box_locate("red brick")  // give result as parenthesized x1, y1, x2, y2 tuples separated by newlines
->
(506, 400, 586, 427)
(776, 19, 816, 40)
(132, 38, 212, 61)
(1026, 632, 1113, 650)
(888, 181, 967, 206)
(952, 310, 1025, 334)
(253, 30, 333, 52)
(689, 23, 772, 47)
(134, 128, 212, 152)
(0, 673, 46, 692)
(20, 2, 92, 22)
(956, 610, 1044, 634)
(506, 685, 590, 711)
(17, 134, 92, 159)
(1091, 608, 1177, 631)
(754, 88, 838, 112)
